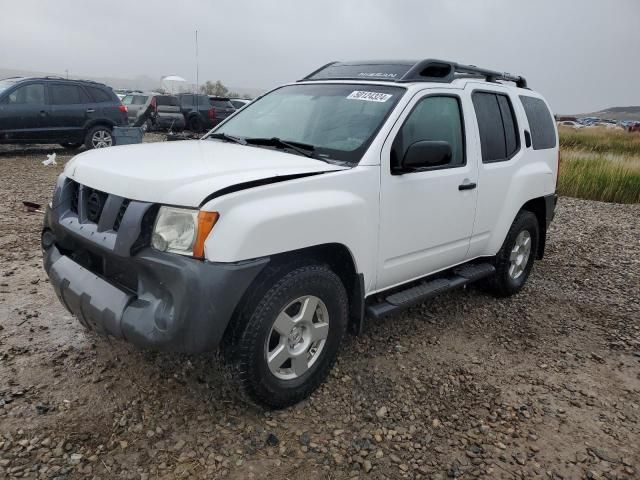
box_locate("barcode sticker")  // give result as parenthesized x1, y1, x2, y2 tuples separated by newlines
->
(346, 91, 393, 102)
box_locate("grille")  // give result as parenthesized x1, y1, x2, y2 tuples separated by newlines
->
(113, 199, 130, 232)
(70, 181, 80, 213)
(67, 180, 131, 231)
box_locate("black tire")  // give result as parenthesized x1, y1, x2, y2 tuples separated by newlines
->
(487, 210, 539, 297)
(222, 263, 348, 409)
(84, 125, 113, 149)
(60, 142, 82, 150)
(188, 115, 203, 133)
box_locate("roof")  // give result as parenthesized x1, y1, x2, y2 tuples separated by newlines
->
(300, 59, 527, 88)
(0, 76, 108, 87)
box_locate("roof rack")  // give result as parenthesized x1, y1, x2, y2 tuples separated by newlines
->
(300, 59, 528, 88)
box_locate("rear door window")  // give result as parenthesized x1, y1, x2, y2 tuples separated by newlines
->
(519, 96, 557, 150)
(156, 96, 179, 106)
(472, 92, 520, 163)
(50, 84, 90, 105)
(6, 83, 45, 105)
(181, 94, 193, 106)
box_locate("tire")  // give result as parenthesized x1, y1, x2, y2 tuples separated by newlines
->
(487, 210, 539, 297)
(142, 119, 153, 132)
(188, 115, 203, 133)
(84, 125, 113, 149)
(60, 142, 82, 150)
(222, 263, 348, 409)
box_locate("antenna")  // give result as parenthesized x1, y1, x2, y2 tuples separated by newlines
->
(195, 30, 199, 111)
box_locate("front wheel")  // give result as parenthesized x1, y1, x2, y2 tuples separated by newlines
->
(222, 264, 348, 409)
(487, 210, 539, 296)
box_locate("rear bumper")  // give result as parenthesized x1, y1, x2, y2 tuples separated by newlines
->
(42, 190, 268, 353)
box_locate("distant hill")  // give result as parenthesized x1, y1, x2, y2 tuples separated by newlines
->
(0, 67, 263, 99)
(575, 106, 640, 121)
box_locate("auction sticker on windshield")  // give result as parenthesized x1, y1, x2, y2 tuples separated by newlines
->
(347, 91, 393, 102)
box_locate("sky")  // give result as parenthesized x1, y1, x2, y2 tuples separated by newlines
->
(0, 0, 638, 113)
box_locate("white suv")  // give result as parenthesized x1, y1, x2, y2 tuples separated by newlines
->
(42, 60, 559, 408)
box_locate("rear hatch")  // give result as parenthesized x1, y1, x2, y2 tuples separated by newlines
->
(209, 97, 235, 121)
(155, 95, 182, 115)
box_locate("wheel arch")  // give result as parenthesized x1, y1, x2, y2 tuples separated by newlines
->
(84, 119, 116, 131)
(520, 196, 548, 259)
(225, 243, 365, 343)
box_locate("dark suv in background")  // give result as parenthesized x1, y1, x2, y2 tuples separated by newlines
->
(0, 77, 127, 149)
(176, 93, 235, 132)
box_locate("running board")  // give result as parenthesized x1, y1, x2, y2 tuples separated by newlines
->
(366, 263, 496, 320)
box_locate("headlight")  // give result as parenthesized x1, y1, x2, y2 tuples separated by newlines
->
(151, 206, 219, 258)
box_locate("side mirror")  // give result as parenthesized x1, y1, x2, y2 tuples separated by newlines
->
(401, 140, 452, 171)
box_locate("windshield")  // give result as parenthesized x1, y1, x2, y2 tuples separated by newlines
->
(210, 83, 405, 163)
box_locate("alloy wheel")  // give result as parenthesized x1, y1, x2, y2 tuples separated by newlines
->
(508, 230, 532, 279)
(265, 295, 330, 380)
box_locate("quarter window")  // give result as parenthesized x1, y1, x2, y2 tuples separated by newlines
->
(519, 96, 557, 150)
(7, 84, 45, 105)
(472, 92, 520, 163)
(50, 84, 90, 105)
(392, 95, 465, 170)
(86, 86, 112, 103)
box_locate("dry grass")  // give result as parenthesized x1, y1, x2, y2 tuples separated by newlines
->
(558, 127, 640, 204)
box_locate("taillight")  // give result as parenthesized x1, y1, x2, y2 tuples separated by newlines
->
(208, 108, 216, 121)
(118, 104, 128, 113)
(150, 97, 157, 111)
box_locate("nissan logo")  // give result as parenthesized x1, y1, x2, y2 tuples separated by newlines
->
(87, 192, 104, 222)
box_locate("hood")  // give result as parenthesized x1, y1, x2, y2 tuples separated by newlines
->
(64, 140, 347, 207)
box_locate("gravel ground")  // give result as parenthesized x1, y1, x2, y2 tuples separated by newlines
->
(0, 139, 639, 480)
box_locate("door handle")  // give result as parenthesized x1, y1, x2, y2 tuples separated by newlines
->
(86, 108, 95, 113)
(458, 181, 477, 191)
(39, 110, 47, 116)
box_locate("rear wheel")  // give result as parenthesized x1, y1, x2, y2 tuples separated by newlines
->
(487, 210, 539, 296)
(85, 125, 113, 149)
(188, 115, 203, 133)
(222, 263, 348, 409)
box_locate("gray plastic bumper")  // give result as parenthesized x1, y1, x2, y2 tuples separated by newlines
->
(44, 242, 268, 353)
(42, 183, 268, 353)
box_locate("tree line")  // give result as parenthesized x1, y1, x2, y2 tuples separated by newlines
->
(199, 80, 251, 99)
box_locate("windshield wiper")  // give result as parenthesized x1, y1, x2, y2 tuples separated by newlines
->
(244, 137, 319, 159)
(208, 132, 247, 145)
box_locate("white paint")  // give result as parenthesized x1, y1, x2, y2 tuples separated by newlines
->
(61, 77, 558, 297)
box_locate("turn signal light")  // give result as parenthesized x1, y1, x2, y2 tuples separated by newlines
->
(193, 211, 219, 258)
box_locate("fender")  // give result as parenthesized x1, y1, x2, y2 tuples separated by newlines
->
(201, 166, 381, 293)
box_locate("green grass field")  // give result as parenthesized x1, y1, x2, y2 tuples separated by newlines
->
(558, 127, 640, 204)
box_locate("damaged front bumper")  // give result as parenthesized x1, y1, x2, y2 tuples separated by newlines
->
(42, 176, 268, 353)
